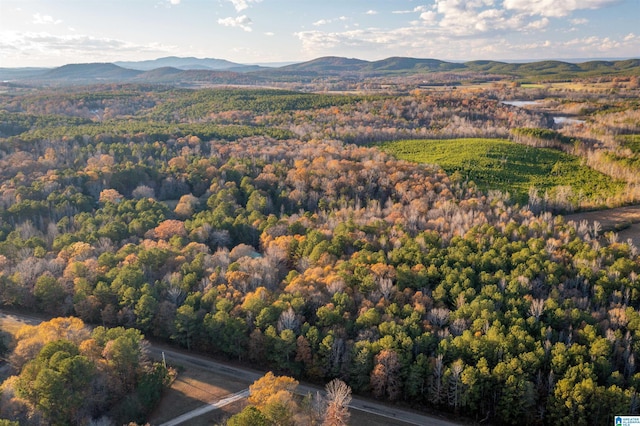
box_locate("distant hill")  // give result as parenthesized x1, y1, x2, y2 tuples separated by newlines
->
(463, 59, 640, 78)
(272, 56, 640, 78)
(280, 56, 369, 72)
(135, 67, 184, 80)
(0, 67, 50, 81)
(114, 56, 244, 71)
(3, 56, 639, 86)
(131, 69, 265, 86)
(40, 63, 142, 80)
(366, 57, 466, 72)
(228, 65, 267, 73)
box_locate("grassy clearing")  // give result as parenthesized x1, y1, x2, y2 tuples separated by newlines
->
(547, 82, 615, 92)
(619, 134, 640, 154)
(0, 312, 43, 337)
(146, 360, 249, 425)
(0, 318, 28, 337)
(146, 362, 418, 426)
(379, 138, 624, 204)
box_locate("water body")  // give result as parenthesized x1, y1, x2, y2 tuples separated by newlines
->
(503, 100, 586, 125)
(501, 100, 540, 107)
(553, 116, 586, 125)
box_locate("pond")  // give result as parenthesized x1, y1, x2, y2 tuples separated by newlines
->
(503, 100, 586, 125)
(553, 116, 586, 125)
(501, 100, 540, 107)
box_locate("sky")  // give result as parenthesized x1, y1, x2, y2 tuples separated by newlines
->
(1, 0, 639, 68)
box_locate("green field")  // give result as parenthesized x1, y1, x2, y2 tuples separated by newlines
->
(379, 138, 624, 205)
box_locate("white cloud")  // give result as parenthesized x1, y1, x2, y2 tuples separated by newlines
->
(294, 17, 640, 62)
(168, 0, 181, 5)
(503, 0, 620, 18)
(33, 13, 62, 25)
(296, 0, 632, 60)
(365, 10, 378, 15)
(393, 5, 433, 14)
(409, 0, 559, 37)
(419, 11, 438, 25)
(264, 31, 274, 36)
(570, 18, 589, 25)
(524, 18, 549, 31)
(313, 16, 349, 27)
(553, 34, 638, 54)
(0, 31, 174, 65)
(435, 2, 521, 36)
(226, 0, 262, 12)
(217, 15, 253, 32)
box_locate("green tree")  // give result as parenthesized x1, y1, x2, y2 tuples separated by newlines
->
(34, 273, 67, 315)
(16, 339, 95, 425)
(227, 406, 270, 426)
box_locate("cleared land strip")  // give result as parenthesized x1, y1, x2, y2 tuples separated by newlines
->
(157, 389, 249, 426)
(564, 204, 640, 247)
(151, 346, 461, 426)
(1, 309, 461, 426)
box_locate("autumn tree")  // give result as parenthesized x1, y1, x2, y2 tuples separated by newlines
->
(247, 372, 299, 425)
(370, 349, 401, 401)
(99, 188, 124, 204)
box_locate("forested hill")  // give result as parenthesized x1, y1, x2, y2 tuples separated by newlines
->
(2, 56, 639, 85)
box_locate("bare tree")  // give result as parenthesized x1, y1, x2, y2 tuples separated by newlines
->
(428, 307, 450, 328)
(529, 299, 545, 321)
(448, 360, 464, 410)
(323, 379, 352, 426)
(429, 354, 444, 405)
(132, 185, 155, 199)
(378, 277, 394, 300)
(277, 307, 300, 333)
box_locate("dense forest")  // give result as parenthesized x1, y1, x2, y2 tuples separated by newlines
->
(0, 81, 639, 425)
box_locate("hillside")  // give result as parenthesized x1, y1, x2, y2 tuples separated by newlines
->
(279, 56, 369, 72)
(39, 63, 142, 81)
(366, 57, 466, 72)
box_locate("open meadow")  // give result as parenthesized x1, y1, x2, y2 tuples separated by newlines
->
(379, 138, 625, 207)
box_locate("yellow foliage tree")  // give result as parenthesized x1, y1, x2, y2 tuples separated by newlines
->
(249, 371, 298, 412)
(10, 317, 90, 370)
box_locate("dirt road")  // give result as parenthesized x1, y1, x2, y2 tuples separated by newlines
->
(0, 311, 462, 426)
(149, 345, 461, 426)
(157, 389, 249, 426)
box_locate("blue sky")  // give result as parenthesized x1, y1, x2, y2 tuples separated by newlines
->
(1, 0, 638, 67)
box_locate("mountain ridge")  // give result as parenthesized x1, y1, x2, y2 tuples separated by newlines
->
(3, 56, 639, 85)
(113, 56, 243, 71)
